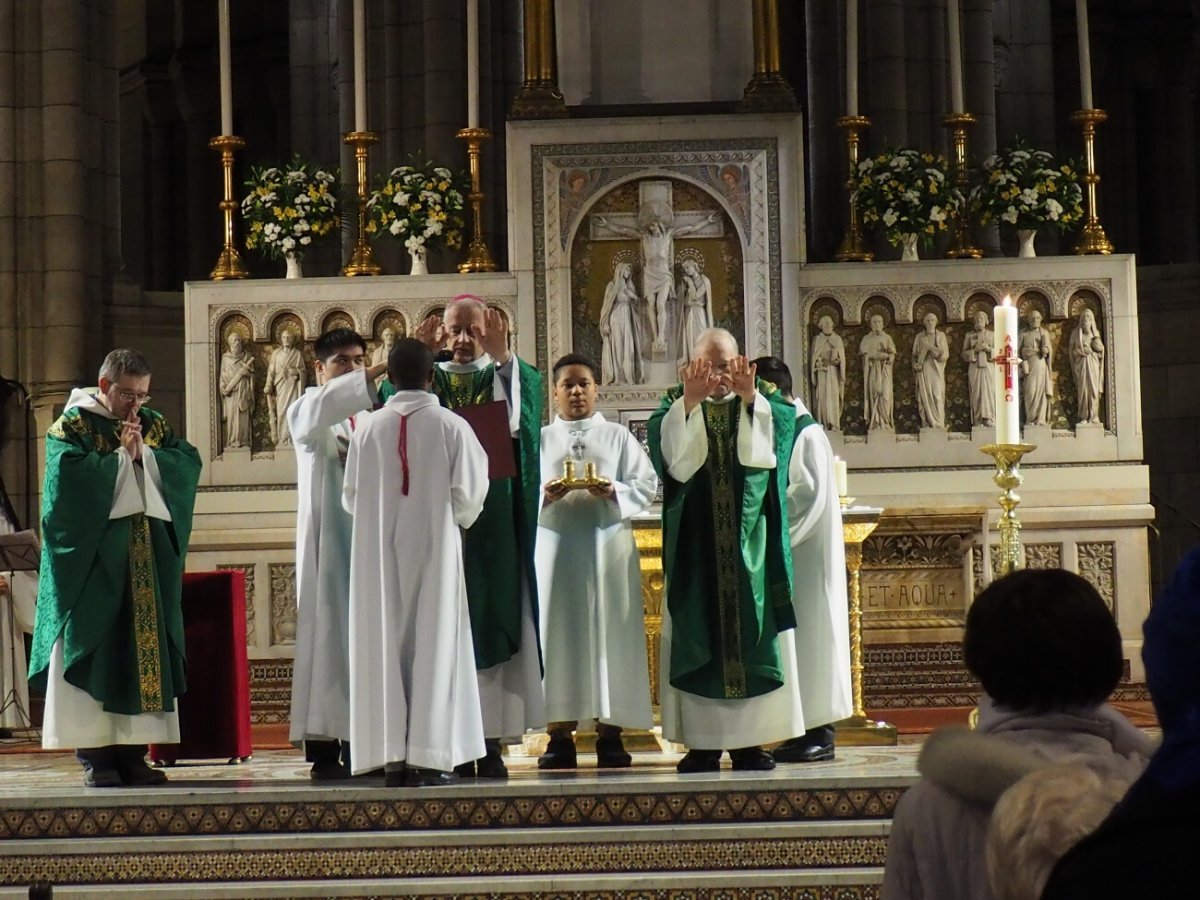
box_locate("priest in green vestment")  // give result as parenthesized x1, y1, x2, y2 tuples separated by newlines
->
(648, 328, 804, 774)
(28, 349, 201, 787)
(398, 294, 545, 778)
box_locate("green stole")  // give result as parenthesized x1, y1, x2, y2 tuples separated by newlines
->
(648, 381, 796, 700)
(432, 359, 542, 670)
(28, 406, 202, 715)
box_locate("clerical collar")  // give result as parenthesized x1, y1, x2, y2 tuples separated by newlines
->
(705, 392, 738, 406)
(64, 387, 118, 420)
(792, 397, 812, 416)
(555, 412, 604, 431)
(438, 354, 493, 374)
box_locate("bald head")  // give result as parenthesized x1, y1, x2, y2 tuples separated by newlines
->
(691, 328, 740, 400)
(693, 327, 738, 357)
(443, 296, 486, 364)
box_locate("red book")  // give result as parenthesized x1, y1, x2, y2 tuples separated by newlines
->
(455, 400, 517, 479)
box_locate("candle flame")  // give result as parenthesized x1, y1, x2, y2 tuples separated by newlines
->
(1001, 295, 1013, 307)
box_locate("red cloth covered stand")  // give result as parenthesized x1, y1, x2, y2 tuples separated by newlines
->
(149, 570, 253, 764)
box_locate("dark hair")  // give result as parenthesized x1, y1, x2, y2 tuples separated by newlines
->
(964, 569, 1123, 711)
(434, 349, 454, 363)
(750, 355, 792, 398)
(314, 328, 366, 362)
(98, 349, 151, 382)
(388, 338, 435, 390)
(552, 353, 600, 383)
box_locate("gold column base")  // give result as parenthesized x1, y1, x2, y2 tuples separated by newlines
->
(456, 127, 498, 273)
(342, 130, 382, 277)
(943, 112, 983, 259)
(835, 714, 899, 746)
(510, 83, 567, 119)
(980, 442, 1037, 577)
(208, 135, 248, 281)
(738, 73, 799, 112)
(1074, 218, 1115, 255)
(834, 115, 874, 263)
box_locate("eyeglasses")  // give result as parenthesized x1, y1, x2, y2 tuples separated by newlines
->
(118, 390, 151, 405)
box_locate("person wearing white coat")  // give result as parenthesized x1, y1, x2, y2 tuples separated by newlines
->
(287, 328, 386, 780)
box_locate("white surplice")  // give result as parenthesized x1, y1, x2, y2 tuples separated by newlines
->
(439, 355, 545, 741)
(657, 392, 805, 749)
(786, 399, 852, 731)
(43, 388, 179, 749)
(287, 369, 377, 745)
(342, 390, 489, 774)
(536, 413, 657, 729)
(0, 512, 36, 730)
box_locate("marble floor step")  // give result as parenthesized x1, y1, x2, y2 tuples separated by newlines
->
(0, 868, 887, 899)
(0, 821, 890, 889)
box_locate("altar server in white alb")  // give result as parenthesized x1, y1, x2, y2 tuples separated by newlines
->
(288, 328, 387, 780)
(342, 338, 490, 787)
(535, 354, 658, 769)
(752, 357, 851, 763)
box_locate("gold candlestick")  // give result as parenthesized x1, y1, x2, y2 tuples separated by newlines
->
(834, 115, 873, 263)
(1070, 108, 1114, 255)
(837, 506, 897, 746)
(943, 112, 982, 259)
(980, 443, 1037, 577)
(208, 135, 248, 280)
(456, 127, 497, 272)
(342, 130, 382, 277)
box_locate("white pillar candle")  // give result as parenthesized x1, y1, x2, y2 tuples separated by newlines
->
(994, 296, 1020, 445)
(845, 0, 858, 117)
(834, 456, 849, 497)
(946, 0, 965, 114)
(1076, 0, 1094, 110)
(354, 0, 367, 132)
(467, 0, 480, 129)
(218, 0, 233, 136)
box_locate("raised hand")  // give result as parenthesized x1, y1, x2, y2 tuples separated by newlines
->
(682, 357, 719, 413)
(120, 410, 144, 461)
(728, 355, 757, 403)
(476, 307, 511, 364)
(414, 314, 446, 350)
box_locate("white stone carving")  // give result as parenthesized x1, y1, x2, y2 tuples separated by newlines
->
(1069, 309, 1105, 426)
(810, 316, 845, 431)
(598, 258, 645, 385)
(1019, 309, 1054, 427)
(860, 314, 897, 431)
(218, 332, 255, 450)
(675, 252, 713, 367)
(962, 310, 996, 428)
(264, 329, 306, 447)
(912, 313, 949, 430)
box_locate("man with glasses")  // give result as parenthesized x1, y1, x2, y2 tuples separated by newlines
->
(28, 349, 202, 787)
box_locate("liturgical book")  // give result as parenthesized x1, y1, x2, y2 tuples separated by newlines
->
(454, 400, 517, 480)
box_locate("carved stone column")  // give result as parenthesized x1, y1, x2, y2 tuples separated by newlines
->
(739, 0, 798, 112)
(510, 0, 567, 118)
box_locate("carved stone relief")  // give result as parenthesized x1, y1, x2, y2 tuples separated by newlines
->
(268, 562, 298, 646)
(1078, 541, 1116, 612)
(1024, 543, 1063, 570)
(861, 522, 974, 630)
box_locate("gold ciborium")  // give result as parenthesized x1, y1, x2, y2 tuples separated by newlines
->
(545, 458, 611, 494)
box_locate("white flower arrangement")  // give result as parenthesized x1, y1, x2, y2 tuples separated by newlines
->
(971, 140, 1083, 232)
(855, 148, 961, 247)
(241, 156, 340, 261)
(365, 158, 467, 254)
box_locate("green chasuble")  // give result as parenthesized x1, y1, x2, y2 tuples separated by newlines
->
(28, 405, 202, 715)
(648, 381, 796, 700)
(430, 358, 543, 670)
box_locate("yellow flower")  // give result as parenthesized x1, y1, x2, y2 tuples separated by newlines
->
(366, 221, 377, 233)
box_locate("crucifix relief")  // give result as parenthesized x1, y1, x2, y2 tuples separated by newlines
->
(589, 180, 724, 371)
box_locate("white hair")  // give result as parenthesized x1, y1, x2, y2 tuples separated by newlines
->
(444, 295, 486, 323)
(693, 327, 738, 355)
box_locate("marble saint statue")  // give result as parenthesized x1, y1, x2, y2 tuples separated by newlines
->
(962, 311, 996, 427)
(1019, 310, 1054, 427)
(675, 256, 713, 367)
(219, 331, 255, 449)
(810, 316, 846, 431)
(1069, 309, 1105, 425)
(912, 313, 949, 429)
(859, 314, 897, 431)
(595, 210, 717, 355)
(371, 327, 398, 387)
(598, 260, 644, 385)
(264, 328, 306, 447)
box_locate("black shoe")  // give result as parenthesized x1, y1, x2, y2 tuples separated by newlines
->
(83, 767, 123, 788)
(476, 739, 508, 779)
(78, 746, 122, 788)
(404, 766, 459, 787)
(538, 733, 577, 770)
(676, 749, 721, 774)
(310, 760, 352, 782)
(773, 737, 835, 763)
(595, 733, 632, 768)
(729, 746, 776, 771)
(453, 760, 476, 778)
(115, 745, 168, 786)
(384, 766, 406, 788)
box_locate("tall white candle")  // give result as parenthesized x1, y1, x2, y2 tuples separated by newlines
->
(994, 296, 1020, 445)
(1076, 0, 1094, 110)
(218, 0, 233, 136)
(466, 0, 480, 129)
(845, 0, 858, 117)
(834, 457, 849, 497)
(354, 0, 367, 132)
(946, 0, 964, 114)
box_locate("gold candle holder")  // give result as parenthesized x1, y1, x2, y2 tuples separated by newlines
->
(584, 461, 598, 481)
(342, 130, 382, 277)
(943, 112, 982, 259)
(563, 458, 577, 482)
(834, 115, 874, 263)
(456, 127, 498, 273)
(837, 507, 897, 746)
(1070, 108, 1114, 255)
(208, 135, 248, 280)
(980, 443, 1037, 577)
